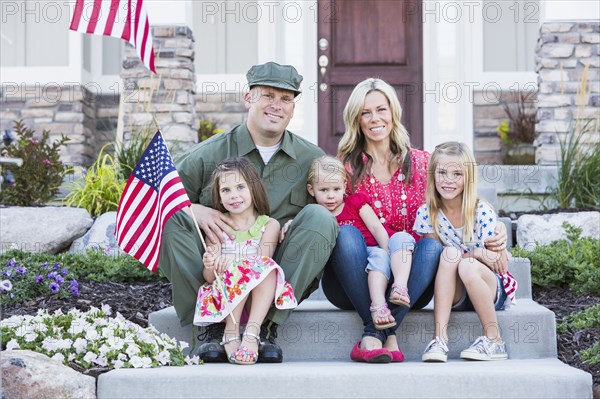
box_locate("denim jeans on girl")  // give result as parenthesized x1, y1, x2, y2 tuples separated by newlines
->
(322, 225, 443, 343)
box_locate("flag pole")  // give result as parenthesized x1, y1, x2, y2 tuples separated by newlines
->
(187, 207, 237, 327)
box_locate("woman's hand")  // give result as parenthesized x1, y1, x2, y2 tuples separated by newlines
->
(485, 222, 508, 252)
(189, 204, 238, 244)
(279, 219, 293, 243)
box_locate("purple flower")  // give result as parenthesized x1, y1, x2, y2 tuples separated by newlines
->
(69, 280, 79, 288)
(4, 269, 12, 277)
(0, 280, 12, 292)
(61, 268, 69, 276)
(6, 258, 16, 268)
(53, 262, 61, 271)
(42, 262, 49, 269)
(43, 159, 51, 165)
(47, 271, 57, 279)
(82, 168, 88, 176)
(15, 267, 26, 275)
(71, 286, 79, 296)
(49, 282, 60, 294)
(55, 275, 64, 285)
(36, 275, 44, 284)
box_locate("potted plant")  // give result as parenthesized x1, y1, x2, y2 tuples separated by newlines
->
(497, 92, 537, 165)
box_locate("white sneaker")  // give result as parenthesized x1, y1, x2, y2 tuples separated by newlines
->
(460, 336, 508, 361)
(422, 336, 449, 362)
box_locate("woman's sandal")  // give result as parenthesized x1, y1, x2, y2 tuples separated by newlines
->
(389, 283, 411, 308)
(220, 334, 241, 364)
(233, 331, 260, 365)
(369, 303, 396, 330)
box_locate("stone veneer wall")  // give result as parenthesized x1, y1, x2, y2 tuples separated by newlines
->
(120, 26, 197, 155)
(0, 85, 118, 167)
(473, 91, 537, 164)
(535, 21, 600, 164)
(194, 92, 247, 134)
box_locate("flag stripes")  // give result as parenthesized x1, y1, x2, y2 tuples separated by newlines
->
(69, 0, 155, 73)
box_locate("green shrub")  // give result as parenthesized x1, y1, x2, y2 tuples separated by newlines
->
(0, 255, 79, 305)
(63, 148, 125, 217)
(558, 305, 600, 365)
(511, 222, 600, 296)
(0, 249, 161, 284)
(0, 120, 69, 206)
(116, 128, 154, 180)
(197, 118, 224, 142)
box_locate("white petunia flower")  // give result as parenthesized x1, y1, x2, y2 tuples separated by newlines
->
(83, 351, 97, 364)
(155, 350, 171, 365)
(6, 339, 20, 350)
(129, 356, 143, 368)
(125, 344, 140, 357)
(113, 359, 125, 369)
(95, 355, 109, 367)
(51, 353, 65, 363)
(68, 353, 76, 361)
(73, 338, 88, 354)
(41, 337, 59, 352)
(184, 355, 199, 365)
(101, 304, 112, 316)
(24, 332, 38, 342)
(85, 328, 100, 341)
(140, 357, 152, 368)
(179, 341, 189, 350)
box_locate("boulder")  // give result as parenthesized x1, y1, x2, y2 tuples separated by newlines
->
(70, 212, 122, 256)
(0, 350, 96, 399)
(0, 207, 93, 254)
(516, 211, 600, 248)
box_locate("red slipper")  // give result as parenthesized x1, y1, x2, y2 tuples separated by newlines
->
(350, 342, 392, 363)
(390, 349, 405, 362)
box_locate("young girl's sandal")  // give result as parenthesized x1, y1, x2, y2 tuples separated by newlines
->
(369, 303, 396, 330)
(233, 331, 259, 365)
(220, 335, 241, 364)
(389, 283, 411, 308)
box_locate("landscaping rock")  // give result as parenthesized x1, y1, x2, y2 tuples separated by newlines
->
(70, 212, 122, 256)
(516, 211, 600, 248)
(0, 350, 96, 399)
(0, 207, 93, 254)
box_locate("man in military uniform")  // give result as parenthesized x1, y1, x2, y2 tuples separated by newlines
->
(159, 62, 338, 363)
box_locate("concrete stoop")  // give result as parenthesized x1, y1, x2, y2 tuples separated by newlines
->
(129, 256, 593, 399)
(96, 359, 593, 399)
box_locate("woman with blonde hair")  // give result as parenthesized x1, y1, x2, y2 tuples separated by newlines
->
(322, 78, 507, 363)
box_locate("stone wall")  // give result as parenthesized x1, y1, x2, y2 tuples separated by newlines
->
(535, 21, 600, 164)
(120, 26, 197, 156)
(194, 92, 247, 135)
(473, 91, 537, 164)
(0, 85, 118, 167)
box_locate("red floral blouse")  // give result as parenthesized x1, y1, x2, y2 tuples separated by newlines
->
(346, 149, 430, 241)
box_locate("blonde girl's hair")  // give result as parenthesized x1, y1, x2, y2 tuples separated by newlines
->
(307, 156, 348, 187)
(337, 78, 412, 190)
(211, 157, 270, 216)
(426, 142, 479, 245)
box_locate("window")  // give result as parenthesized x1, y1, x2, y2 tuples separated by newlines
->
(192, 0, 258, 74)
(0, 0, 69, 67)
(482, 0, 539, 72)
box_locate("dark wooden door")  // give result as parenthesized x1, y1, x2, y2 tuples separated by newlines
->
(317, 0, 423, 155)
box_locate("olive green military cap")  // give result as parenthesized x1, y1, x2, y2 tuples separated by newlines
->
(246, 61, 303, 97)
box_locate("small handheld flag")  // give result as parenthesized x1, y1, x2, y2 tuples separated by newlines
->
(115, 131, 190, 272)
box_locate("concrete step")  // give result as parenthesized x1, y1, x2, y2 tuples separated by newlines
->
(150, 299, 557, 361)
(97, 359, 593, 399)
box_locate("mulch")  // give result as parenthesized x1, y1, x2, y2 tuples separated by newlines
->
(1, 280, 598, 388)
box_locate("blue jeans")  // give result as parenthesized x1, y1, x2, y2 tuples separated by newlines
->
(322, 225, 443, 343)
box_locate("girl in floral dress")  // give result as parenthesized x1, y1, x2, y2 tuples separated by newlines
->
(193, 157, 297, 365)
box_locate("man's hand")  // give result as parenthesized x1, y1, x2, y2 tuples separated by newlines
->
(485, 221, 508, 252)
(279, 219, 293, 243)
(190, 204, 238, 244)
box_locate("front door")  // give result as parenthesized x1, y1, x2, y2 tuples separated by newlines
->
(317, 0, 423, 155)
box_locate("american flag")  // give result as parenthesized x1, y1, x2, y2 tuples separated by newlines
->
(115, 131, 190, 272)
(69, 0, 156, 73)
